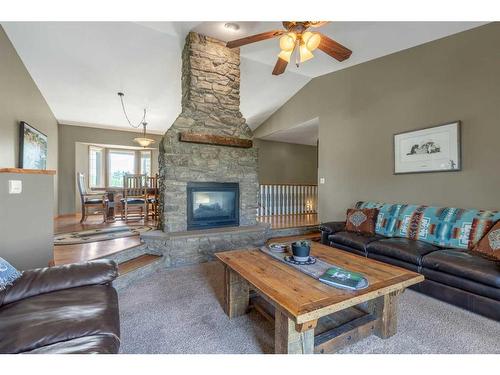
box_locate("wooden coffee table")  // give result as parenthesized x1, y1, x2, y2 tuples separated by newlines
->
(216, 241, 424, 354)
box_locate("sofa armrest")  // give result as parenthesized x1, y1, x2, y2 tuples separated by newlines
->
(0, 259, 118, 307)
(319, 221, 346, 245)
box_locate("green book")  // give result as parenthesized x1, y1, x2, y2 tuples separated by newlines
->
(319, 266, 368, 290)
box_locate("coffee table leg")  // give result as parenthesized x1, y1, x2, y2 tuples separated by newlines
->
(223, 266, 249, 318)
(275, 308, 315, 354)
(369, 290, 400, 339)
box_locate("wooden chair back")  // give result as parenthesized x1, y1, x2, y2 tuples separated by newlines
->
(77, 172, 89, 196)
(147, 174, 159, 194)
(123, 174, 147, 199)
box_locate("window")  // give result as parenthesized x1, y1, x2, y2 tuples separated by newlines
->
(140, 151, 152, 177)
(108, 149, 136, 187)
(88, 146, 104, 188)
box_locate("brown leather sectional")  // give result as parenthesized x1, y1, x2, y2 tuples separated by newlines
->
(320, 221, 500, 321)
(0, 259, 120, 354)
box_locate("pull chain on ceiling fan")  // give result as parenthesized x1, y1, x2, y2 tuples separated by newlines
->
(226, 21, 352, 75)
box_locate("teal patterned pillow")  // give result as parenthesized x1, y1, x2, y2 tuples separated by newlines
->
(395, 205, 500, 250)
(355, 201, 500, 250)
(355, 201, 406, 237)
(0, 257, 22, 291)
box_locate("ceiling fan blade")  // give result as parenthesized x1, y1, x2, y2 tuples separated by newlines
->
(317, 33, 352, 62)
(226, 30, 284, 49)
(272, 57, 288, 75)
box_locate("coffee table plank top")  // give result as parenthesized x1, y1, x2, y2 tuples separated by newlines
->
(216, 242, 424, 324)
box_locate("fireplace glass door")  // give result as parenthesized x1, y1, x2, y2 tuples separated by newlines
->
(187, 182, 239, 230)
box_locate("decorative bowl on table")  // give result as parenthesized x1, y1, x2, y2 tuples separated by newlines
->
(268, 243, 288, 253)
(291, 240, 311, 262)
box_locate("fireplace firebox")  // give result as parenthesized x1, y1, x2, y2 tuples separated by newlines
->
(187, 182, 239, 230)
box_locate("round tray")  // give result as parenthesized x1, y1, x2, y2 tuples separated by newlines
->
(284, 255, 317, 265)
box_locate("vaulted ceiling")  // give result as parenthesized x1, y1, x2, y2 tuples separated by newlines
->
(2, 21, 485, 135)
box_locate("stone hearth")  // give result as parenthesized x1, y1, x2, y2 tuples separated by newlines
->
(142, 32, 268, 267)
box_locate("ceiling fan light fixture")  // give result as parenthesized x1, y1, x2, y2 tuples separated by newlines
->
(279, 32, 296, 51)
(299, 42, 314, 63)
(302, 31, 321, 51)
(278, 49, 293, 63)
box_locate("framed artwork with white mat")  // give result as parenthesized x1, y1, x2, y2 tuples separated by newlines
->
(393, 121, 461, 174)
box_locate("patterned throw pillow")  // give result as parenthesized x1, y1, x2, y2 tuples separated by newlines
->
(0, 257, 22, 291)
(355, 201, 406, 237)
(345, 208, 379, 235)
(472, 221, 500, 261)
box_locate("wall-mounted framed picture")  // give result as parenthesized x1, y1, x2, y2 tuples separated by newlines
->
(19, 121, 48, 170)
(394, 121, 461, 174)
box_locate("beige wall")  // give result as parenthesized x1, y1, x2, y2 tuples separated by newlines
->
(254, 139, 317, 185)
(255, 23, 500, 221)
(0, 26, 59, 212)
(59, 124, 162, 215)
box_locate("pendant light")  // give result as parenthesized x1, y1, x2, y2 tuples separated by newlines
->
(117, 92, 155, 148)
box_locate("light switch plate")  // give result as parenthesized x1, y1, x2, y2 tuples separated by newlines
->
(319, 177, 325, 184)
(9, 180, 22, 194)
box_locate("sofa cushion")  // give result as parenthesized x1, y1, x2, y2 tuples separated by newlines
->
(366, 238, 440, 265)
(328, 241, 366, 257)
(472, 220, 500, 261)
(421, 268, 500, 301)
(329, 231, 384, 253)
(0, 284, 120, 353)
(345, 208, 378, 235)
(367, 252, 419, 272)
(421, 249, 500, 289)
(22, 335, 120, 354)
(355, 201, 406, 237)
(355, 201, 500, 250)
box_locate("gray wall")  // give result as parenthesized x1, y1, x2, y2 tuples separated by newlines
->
(0, 26, 59, 212)
(254, 139, 317, 185)
(58, 124, 163, 215)
(254, 23, 500, 221)
(0, 173, 54, 269)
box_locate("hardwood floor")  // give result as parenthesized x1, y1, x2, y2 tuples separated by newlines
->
(257, 213, 319, 229)
(53, 214, 156, 266)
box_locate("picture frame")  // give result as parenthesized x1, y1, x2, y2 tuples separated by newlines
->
(19, 121, 48, 170)
(393, 121, 461, 174)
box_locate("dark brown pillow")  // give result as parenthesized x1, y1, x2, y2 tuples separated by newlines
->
(345, 208, 378, 235)
(472, 220, 500, 261)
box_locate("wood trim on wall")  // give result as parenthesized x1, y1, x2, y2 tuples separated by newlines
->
(0, 168, 56, 175)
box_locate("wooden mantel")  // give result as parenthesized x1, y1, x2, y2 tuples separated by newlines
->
(179, 132, 253, 148)
(0, 168, 56, 175)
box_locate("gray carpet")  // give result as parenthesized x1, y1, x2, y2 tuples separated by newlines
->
(118, 261, 500, 354)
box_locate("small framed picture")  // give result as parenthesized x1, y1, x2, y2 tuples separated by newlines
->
(393, 121, 461, 174)
(19, 121, 48, 170)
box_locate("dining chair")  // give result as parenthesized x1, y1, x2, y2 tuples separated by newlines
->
(121, 174, 148, 221)
(147, 174, 159, 220)
(76, 172, 108, 223)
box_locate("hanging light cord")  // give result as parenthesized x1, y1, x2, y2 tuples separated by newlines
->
(118, 92, 146, 129)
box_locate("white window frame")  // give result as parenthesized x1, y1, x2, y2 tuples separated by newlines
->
(88, 145, 105, 189)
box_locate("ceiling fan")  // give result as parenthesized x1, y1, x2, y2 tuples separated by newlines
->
(226, 21, 352, 75)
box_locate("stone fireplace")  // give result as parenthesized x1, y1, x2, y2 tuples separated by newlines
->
(141, 32, 269, 267)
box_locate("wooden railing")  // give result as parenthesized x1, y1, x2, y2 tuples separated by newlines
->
(258, 184, 318, 216)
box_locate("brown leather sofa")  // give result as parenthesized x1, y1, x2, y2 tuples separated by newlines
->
(320, 221, 500, 321)
(0, 259, 120, 354)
